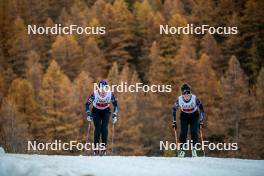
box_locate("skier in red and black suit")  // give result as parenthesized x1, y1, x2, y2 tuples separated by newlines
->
(172, 83, 205, 157)
(85, 80, 118, 155)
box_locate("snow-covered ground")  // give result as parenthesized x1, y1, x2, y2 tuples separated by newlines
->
(0, 152, 263, 176)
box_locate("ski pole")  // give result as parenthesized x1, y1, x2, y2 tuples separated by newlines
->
(86, 122, 91, 155)
(173, 127, 178, 156)
(199, 125, 206, 157)
(112, 123, 115, 155)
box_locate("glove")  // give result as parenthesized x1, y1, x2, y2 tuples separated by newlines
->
(86, 110, 93, 122)
(87, 116, 93, 122)
(172, 121, 177, 129)
(199, 112, 205, 128)
(112, 113, 117, 124)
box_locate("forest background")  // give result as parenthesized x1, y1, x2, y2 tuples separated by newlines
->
(0, 0, 263, 159)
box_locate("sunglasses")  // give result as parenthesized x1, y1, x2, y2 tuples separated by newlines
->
(182, 90, 191, 95)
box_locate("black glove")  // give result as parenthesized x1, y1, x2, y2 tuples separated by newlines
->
(172, 121, 177, 129)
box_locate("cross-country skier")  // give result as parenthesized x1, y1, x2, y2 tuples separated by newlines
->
(85, 80, 118, 155)
(172, 83, 205, 157)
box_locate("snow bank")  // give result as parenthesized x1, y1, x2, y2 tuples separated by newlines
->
(0, 154, 263, 176)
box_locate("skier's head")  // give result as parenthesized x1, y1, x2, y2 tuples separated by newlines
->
(98, 80, 109, 95)
(181, 83, 191, 100)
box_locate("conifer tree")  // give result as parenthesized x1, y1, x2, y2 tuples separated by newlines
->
(51, 35, 82, 80)
(38, 60, 81, 144)
(162, 0, 184, 20)
(221, 56, 250, 156)
(107, 62, 119, 86)
(73, 71, 94, 142)
(101, 0, 134, 68)
(0, 73, 5, 107)
(200, 34, 224, 76)
(148, 42, 166, 85)
(82, 38, 106, 79)
(133, 0, 154, 80)
(255, 68, 264, 114)
(0, 98, 30, 153)
(197, 54, 222, 134)
(6, 78, 36, 141)
(114, 65, 144, 155)
(158, 13, 187, 58)
(41, 18, 56, 69)
(7, 17, 31, 76)
(25, 50, 43, 95)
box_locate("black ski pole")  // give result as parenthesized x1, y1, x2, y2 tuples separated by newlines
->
(112, 123, 115, 155)
(86, 122, 91, 155)
(173, 126, 178, 156)
(200, 125, 206, 157)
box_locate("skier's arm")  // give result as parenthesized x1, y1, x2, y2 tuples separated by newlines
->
(172, 99, 179, 122)
(111, 93, 118, 114)
(196, 98, 205, 121)
(85, 93, 95, 112)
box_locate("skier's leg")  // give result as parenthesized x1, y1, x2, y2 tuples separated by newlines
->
(190, 111, 199, 145)
(179, 112, 188, 145)
(93, 108, 102, 149)
(179, 113, 188, 157)
(101, 109, 110, 147)
(190, 111, 199, 157)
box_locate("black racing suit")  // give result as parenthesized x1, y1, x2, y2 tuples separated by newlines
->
(85, 92, 118, 147)
(172, 95, 205, 147)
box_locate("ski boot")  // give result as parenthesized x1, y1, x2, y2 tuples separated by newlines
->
(93, 149, 100, 156)
(192, 148, 197, 157)
(178, 149, 185, 158)
(100, 148, 107, 156)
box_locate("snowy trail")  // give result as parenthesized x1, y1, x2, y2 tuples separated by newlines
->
(0, 153, 263, 176)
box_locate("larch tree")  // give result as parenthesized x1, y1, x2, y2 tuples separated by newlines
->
(25, 50, 43, 96)
(250, 68, 264, 159)
(170, 35, 198, 92)
(200, 34, 224, 76)
(107, 62, 119, 86)
(148, 41, 166, 85)
(57, 7, 72, 26)
(221, 56, 251, 157)
(7, 17, 31, 76)
(82, 38, 106, 79)
(162, 0, 184, 20)
(197, 54, 222, 138)
(50, 35, 82, 80)
(7, 78, 37, 134)
(101, 0, 134, 68)
(0, 98, 30, 153)
(158, 13, 187, 58)
(114, 65, 144, 155)
(133, 0, 154, 80)
(190, 0, 216, 25)
(48, 0, 74, 19)
(73, 71, 94, 143)
(40, 18, 56, 70)
(38, 60, 81, 147)
(223, 0, 263, 85)
(255, 68, 264, 115)
(0, 73, 5, 107)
